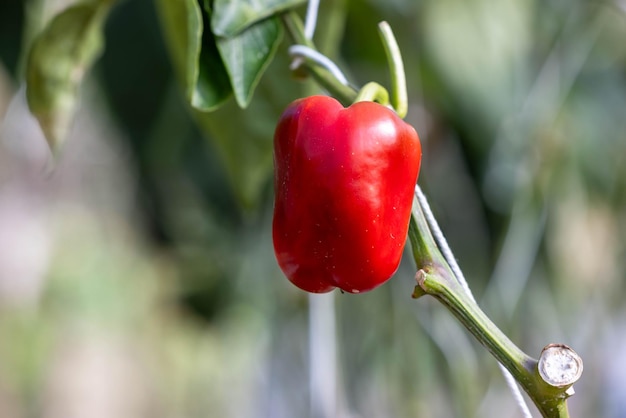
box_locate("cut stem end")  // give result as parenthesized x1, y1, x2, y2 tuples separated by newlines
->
(538, 344, 583, 389)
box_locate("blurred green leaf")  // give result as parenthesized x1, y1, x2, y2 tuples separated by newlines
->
(211, 0, 304, 36)
(25, 1, 112, 150)
(216, 17, 283, 108)
(156, 0, 232, 111)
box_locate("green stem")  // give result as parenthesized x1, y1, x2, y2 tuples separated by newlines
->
(417, 268, 536, 391)
(282, 11, 357, 105)
(409, 200, 573, 418)
(354, 82, 389, 105)
(377, 21, 408, 118)
(407, 196, 447, 268)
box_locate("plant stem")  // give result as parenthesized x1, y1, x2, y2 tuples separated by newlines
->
(281, 11, 357, 105)
(377, 21, 408, 118)
(409, 198, 573, 418)
(417, 269, 537, 389)
(354, 82, 389, 105)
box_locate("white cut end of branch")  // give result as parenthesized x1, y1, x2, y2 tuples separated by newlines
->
(538, 344, 583, 387)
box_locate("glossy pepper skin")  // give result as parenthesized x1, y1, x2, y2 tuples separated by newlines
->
(272, 95, 422, 294)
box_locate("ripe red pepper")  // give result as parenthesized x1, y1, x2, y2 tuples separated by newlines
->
(272, 95, 422, 294)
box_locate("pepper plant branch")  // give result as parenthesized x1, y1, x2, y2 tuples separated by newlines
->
(415, 186, 533, 418)
(414, 185, 473, 296)
(409, 193, 580, 418)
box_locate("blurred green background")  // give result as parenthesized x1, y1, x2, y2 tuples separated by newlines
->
(1, 0, 625, 417)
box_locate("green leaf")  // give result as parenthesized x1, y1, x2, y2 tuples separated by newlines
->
(194, 7, 233, 109)
(216, 17, 283, 108)
(25, 1, 112, 151)
(211, 0, 305, 37)
(156, 0, 232, 111)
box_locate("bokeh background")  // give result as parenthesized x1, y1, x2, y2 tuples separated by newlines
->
(1, 0, 625, 417)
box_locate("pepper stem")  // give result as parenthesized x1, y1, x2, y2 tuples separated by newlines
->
(377, 21, 408, 118)
(354, 82, 390, 106)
